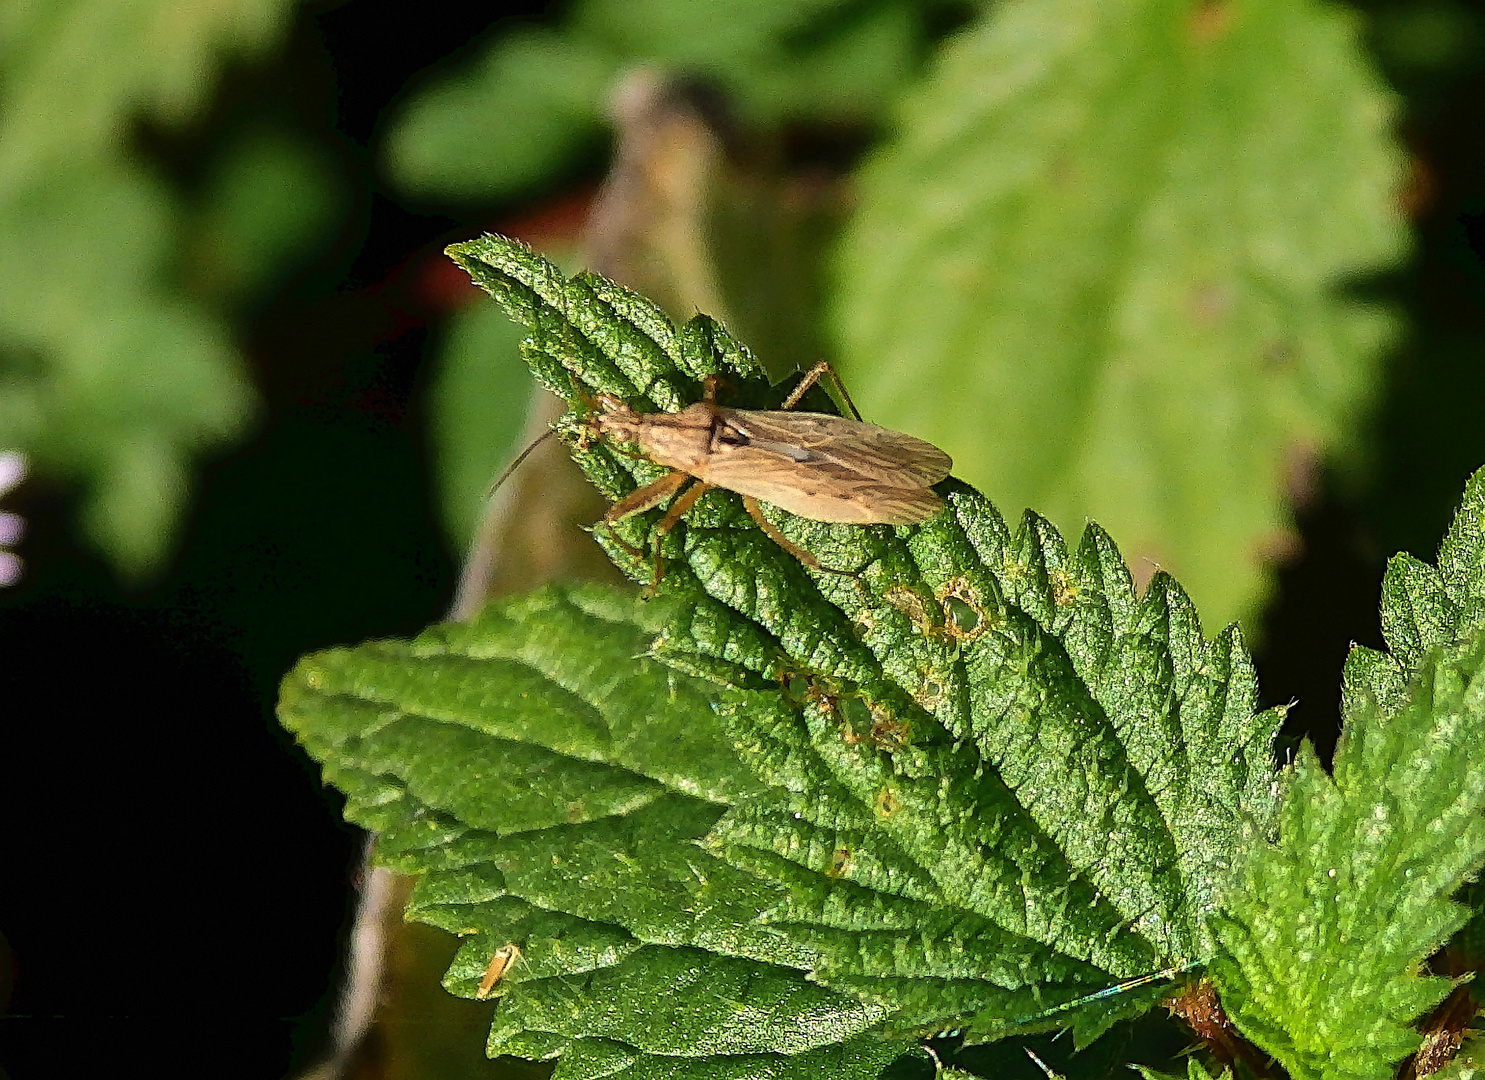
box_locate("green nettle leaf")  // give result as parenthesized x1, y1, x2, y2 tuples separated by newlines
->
(281, 235, 1288, 1077)
(1344, 466, 1485, 713)
(830, 0, 1409, 631)
(1210, 466, 1485, 1080)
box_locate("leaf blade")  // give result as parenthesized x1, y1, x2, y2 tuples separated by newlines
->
(282, 237, 1288, 1070)
(1213, 468, 1485, 1080)
(830, 0, 1408, 629)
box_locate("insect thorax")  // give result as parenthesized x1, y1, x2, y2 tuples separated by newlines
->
(598, 401, 721, 473)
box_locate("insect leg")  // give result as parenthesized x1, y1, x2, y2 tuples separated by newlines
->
(646, 480, 713, 592)
(605, 469, 692, 522)
(742, 496, 854, 575)
(600, 469, 692, 562)
(779, 361, 864, 421)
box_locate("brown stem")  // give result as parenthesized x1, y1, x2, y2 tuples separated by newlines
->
(1166, 979, 1274, 1078)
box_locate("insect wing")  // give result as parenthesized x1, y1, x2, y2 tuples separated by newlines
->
(736, 476, 944, 525)
(702, 409, 952, 525)
(730, 411, 951, 486)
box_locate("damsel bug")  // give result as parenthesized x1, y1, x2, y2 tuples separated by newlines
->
(582, 361, 952, 582)
(489, 362, 953, 584)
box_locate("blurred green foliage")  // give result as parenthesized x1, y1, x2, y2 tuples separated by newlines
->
(831, 0, 1408, 632)
(0, 0, 349, 578)
(381, 0, 948, 204)
(428, 301, 532, 552)
(2, 0, 1430, 621)
(184, 124, 346, 306)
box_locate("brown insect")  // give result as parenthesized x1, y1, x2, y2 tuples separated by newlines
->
(586, 362, 952, 582)
(476, 943, 522, 999)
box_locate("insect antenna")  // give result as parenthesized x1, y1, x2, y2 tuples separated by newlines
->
(484, 428, 558, 500)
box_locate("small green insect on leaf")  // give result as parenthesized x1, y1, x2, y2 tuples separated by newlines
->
(1210, 466, 1485, 1080)
(282, 235, 1289, 1074)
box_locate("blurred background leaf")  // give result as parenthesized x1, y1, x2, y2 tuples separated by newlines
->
(831, 0, 1409, 633)
(0, 0, 303, 578)
(428, 299, 533, 554)
(381, 0, 950, 207)
(381, 26, 615, 205)
(0, 0, 291, 170)
(0, 159, 251, 576)
(184, 123, 348, 306)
